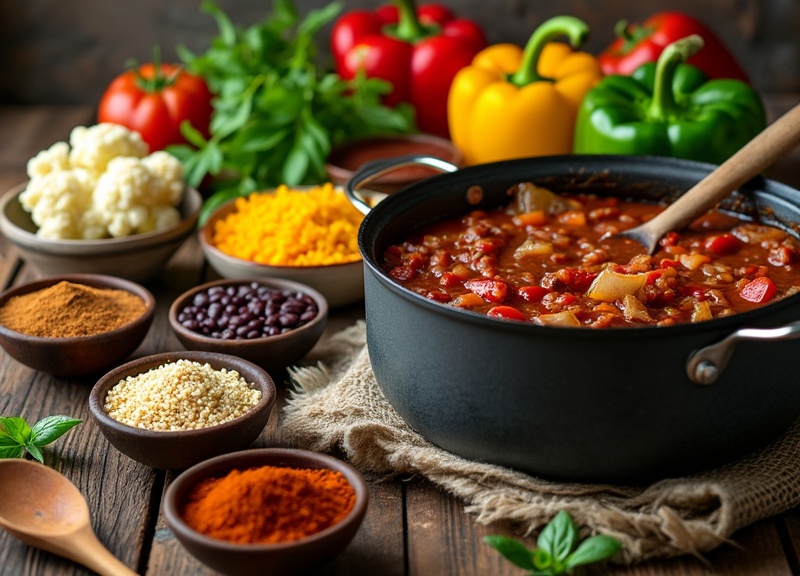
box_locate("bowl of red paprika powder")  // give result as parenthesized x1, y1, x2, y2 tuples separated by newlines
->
(0, 274, 155, 376)
(164, 448, 369, 576)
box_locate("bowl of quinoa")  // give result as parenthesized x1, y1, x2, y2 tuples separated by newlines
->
(199, 184, 364, 308)
(89, 351, 276, 469)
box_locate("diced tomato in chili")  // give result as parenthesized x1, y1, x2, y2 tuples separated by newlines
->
(487, 305, 527, 321)
(517, 285, 551, 302)
(659, 259, 680, 269)
(389, 265, 418, 281)
(464, 278, 509, 303)
(426, 290, 452, 303)
(769, 245, 798, 266)
(704, 233, 743, 256)
(660, 231, 680, 247)
(646, 270, 663, 285)
(560, 268, 598, 292)
(739, 276, 777, 303)
(555, 294, 578, 307)
(680, 285, 708, 300)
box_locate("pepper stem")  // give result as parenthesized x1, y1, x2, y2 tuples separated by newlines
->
(510, 16, 590, 86)
(648, 35, 704, 121)
(391, 0, 429, 42)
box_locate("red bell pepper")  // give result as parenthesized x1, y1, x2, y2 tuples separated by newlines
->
(598, 11, 749, 83)
(331, 0, 486, 138)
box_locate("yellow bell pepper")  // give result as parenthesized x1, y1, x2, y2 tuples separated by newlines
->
(448, 16, 603, 165)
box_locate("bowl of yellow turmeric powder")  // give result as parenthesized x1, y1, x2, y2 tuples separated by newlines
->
(199, 184, 365, 308)
(164, 448, 368, 576)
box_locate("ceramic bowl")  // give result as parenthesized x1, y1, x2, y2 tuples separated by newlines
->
(0, 274, 155, 376)
(164, 448, 369, 576)
(0, 183, 202, 282)
(169, 278, 328, 373)
(199, 195, 364, 308)
(326, 133, 463, 194)
(88, 351, 276, 470)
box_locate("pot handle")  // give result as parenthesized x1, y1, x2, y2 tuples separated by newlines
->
(345, 154, 460, 215)
(687, 321, 800, 385)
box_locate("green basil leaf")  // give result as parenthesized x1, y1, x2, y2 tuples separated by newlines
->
(483, 535, 536, 570)
(565, 535, 621, 568)
(282, 140, 310, 185)
(199, 188, 242, 226)
(0, 444, 25, 459)
(538, 510, 577, 563)
(201, 0, 237, 46)
(297, 2, 341, 36)
(178, 120, 210, 148)
(31, 416, 81, 446)
(24, 442, 44, 463)
(239, 128, 291, 153)
(184, 143, 225, 189)
(0, 416, 32, 444)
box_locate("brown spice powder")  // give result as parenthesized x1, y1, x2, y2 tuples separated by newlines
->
(0, 280, 147, 337)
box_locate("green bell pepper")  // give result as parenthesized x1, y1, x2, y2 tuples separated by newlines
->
(574, 35, 766, 164)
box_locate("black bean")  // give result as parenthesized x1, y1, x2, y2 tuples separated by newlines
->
(178, 282, 320, 340)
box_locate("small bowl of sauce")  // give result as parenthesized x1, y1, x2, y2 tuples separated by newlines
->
(325, 133, 463, 194)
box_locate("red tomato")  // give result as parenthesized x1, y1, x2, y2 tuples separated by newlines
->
(464, 278, 508, 303)
(517, 285, 550, 302)
(704, 233, 743, 257)
(487, 306, 526, 321)
(98, 62, 213, 152)
(739, 277, 777, 303)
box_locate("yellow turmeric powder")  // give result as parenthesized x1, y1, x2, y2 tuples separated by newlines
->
(211, 184, 363, 266)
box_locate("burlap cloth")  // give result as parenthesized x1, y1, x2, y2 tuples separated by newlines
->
(282, 321, 800, 564)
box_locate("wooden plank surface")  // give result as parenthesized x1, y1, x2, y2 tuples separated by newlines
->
(1, 103, 800, 576)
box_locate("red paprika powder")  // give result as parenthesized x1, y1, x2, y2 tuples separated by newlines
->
(181, 465, 356, 544)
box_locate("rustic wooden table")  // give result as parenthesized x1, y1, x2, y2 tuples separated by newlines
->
(1, 103, 800, 576)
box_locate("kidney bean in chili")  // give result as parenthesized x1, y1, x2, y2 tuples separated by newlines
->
(178, 282, 318, 338)
(382, 183, 800, 328)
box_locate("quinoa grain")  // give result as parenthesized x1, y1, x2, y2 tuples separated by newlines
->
(103, 359, 262, 431)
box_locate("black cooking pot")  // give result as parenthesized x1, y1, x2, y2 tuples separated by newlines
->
(346, 154, 800, 484)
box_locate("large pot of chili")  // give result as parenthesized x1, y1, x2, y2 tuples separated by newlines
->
(346, 154, 800, 483)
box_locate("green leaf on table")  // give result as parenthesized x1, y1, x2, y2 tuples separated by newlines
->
(565, 535, 622, 569)
(31, 416, 82, 446)
(483, 535, 536, 570)
(538, 510, 578, 564)
(0, 415, 81, 463)
(485, 511, 621, 575)
(0, 416, 32, 444)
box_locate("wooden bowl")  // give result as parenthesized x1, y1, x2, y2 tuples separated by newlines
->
(0, 184, 202, 282)
(199, 196, 364, 308)
(88, 351, 276, 470)
(168, 278, 329, 373)
(164, 448, 369, 576)
(0, 274, 155, 377)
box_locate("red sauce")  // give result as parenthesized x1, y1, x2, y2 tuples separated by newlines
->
(382, 184, 800, 328)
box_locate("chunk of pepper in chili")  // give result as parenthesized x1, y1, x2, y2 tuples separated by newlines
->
(331, 0, 486, 138)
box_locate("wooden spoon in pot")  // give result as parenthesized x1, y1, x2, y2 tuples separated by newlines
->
(619, 102, 800, 254)
(0, 459, 137, 576)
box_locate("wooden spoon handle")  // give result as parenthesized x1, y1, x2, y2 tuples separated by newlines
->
(635, 102, 800, 250)
(61, 525, 138, 576)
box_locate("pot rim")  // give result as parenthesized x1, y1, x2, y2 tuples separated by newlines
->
(358, 154, 800, 338)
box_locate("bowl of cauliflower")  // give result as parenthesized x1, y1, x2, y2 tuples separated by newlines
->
(0, 123, 202, 282)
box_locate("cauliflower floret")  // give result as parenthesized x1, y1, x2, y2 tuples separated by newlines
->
(19, 124, 185, 239)
(93, 156, 183, 237)
(69, 123, 148, 177)
(19, 170, 95, 239)
(26, 141, 71, 179)
(141, 151, 184, 206)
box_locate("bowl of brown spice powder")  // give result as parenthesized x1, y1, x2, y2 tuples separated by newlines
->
(0, 273, 155, 376)
(163, 448, 368, 576)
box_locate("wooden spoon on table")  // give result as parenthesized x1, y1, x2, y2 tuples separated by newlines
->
(619, 102, 800, 254)
(0, 459, 137, 576)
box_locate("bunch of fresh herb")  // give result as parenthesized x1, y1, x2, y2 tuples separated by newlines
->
(0, 415, 82, 463)
(171, 0, 415, 222)
(485, 510, 621, 575)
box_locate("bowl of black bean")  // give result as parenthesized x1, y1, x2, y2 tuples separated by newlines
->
(168, 278, 328, 372)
